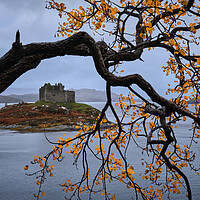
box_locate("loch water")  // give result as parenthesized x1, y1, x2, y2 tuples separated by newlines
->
(0, 102, 200, 200)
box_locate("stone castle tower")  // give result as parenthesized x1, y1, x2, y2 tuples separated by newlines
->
(39, 83, 75, 103)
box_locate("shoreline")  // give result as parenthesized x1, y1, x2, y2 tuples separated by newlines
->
(0, 102, 116, 133)
(0, 123, 115, 133)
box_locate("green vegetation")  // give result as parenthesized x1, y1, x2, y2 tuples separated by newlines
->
(0, 101, 103, 131)
(31, 101, 100, 114)
(31, 100, 52, 106)
(64, 102, 99, 114)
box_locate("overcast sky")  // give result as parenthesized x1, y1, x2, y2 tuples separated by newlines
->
(0, 0, 175, 97)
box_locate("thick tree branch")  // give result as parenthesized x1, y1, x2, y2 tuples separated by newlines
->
(1, 30, 200, 127)
(80, 32, 200, 126)
(0, 30, 144, 93)
(1, 56, 41, 92)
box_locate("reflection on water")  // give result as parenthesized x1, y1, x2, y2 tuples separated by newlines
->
(0, 102, 200, 199)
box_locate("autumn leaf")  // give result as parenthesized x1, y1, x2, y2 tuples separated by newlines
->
(24, 165, 29, 170)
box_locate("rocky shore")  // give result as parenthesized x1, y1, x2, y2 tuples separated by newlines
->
(0, 123, 114, 132)
(0, 102, 112, 132)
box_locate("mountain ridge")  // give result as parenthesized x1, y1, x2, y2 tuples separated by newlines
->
(0, 95, 23, 103)
(0, 89, 121, 103)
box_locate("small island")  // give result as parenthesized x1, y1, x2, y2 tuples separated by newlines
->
(0, 83, 111, 132)
(0, 101, 103, 132)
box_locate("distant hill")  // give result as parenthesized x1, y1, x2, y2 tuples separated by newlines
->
(0, 89, 120, 102)
(0, 95, 23, 103)
(1, 87, 38, 95)
(8, 94, 39, 103)
(0, 89, 141, 103)
(188, 98, 200, 104)
(75, 89, 120, 102)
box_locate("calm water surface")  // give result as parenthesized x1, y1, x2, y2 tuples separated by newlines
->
(0, 102, 199, 199)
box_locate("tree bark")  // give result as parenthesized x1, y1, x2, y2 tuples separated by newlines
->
(0, 30, 143, 93)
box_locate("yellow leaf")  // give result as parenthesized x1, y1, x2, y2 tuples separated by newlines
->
(24, 165, 29, 170)
(36, 180, 41, 185)
(148, 8, 153, 13)
(197, 58, 200, 65)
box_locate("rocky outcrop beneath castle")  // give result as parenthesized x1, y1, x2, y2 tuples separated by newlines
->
(0, 102, 112, 132)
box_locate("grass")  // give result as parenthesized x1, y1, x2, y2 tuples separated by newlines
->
(31, 101, 100, 114)
(31, 100, 52, 106)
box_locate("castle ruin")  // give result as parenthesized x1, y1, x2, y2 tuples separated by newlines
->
(39, 83, 75, 103)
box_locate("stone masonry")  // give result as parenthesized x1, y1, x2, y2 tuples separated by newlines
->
(39, 83, 75, 103)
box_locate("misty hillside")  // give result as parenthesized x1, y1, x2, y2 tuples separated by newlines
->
(7, 94, 39, 102)
(187, 98, 200, 104)
(0, 89, 143, 103)
(0, 95, 23, 103)
(75, 89, 120, 102)
(0, 89, 120, 103)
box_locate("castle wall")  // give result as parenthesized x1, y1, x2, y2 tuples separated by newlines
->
(39, 83, 75, 103)
(39, 87, 45, 100)
(64, 91, 75, 102)
(44, 90, 66, 102)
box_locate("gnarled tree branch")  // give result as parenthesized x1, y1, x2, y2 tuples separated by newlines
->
(1, 30, 200, 128)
